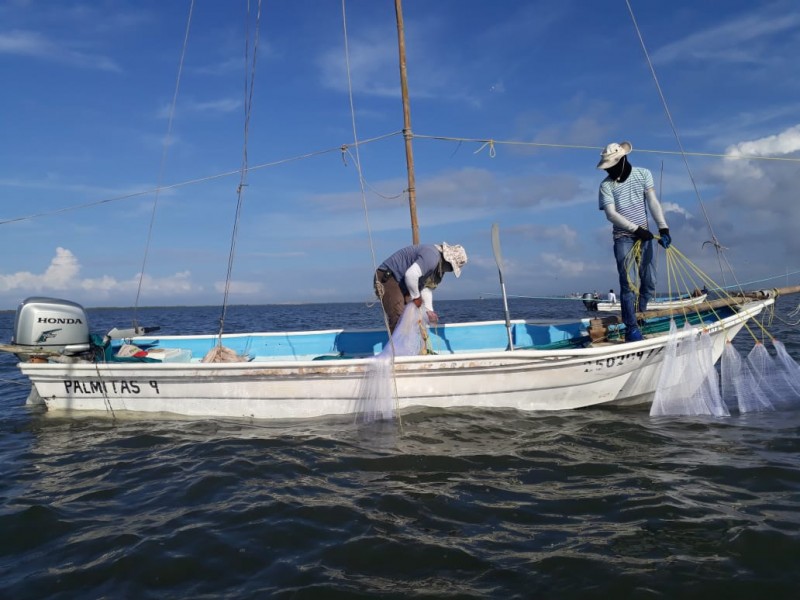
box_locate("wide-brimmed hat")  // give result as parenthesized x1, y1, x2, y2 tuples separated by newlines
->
(596, 141, 632, 169)
(435, 242, 468, 278)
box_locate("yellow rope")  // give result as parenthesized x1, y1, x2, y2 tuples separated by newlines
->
(616, 236, 777, 348)
(656, 244, 775, 344)
(622, 240, 643, 304)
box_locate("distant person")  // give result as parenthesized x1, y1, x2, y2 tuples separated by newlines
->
(374, 243, 468, 332)
(608, 289, 617, 304)
(597, 140, 672, 342)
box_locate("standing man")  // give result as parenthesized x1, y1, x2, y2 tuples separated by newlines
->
(374, 243, 468, 332)
(597, 141, 672, 342)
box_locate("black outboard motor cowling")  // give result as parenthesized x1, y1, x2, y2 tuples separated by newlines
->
(582, 292, 599, 312)
(12, 297, 91, 355)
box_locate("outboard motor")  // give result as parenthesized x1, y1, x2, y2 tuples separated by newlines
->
(12, 297, 92, 356)
(582, 292, 599, 312)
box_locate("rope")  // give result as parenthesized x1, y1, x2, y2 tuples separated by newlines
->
(657, 243, 776, 344)
(132, 0, 195, 326)
(341, 0, 402, 429)
(3, 128, 795, 228)
(410, 133, 800, 163)
(0, 133, 401, 227)
(474, 139, 496, 158)
(624, 0, 743, 290)
(622, 240, 644, 303)
(217, 0, 262, 342)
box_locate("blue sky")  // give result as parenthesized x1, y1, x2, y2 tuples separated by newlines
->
(1, 0, 799, 310)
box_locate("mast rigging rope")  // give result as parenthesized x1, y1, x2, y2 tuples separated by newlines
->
(132, 0, 195, 325)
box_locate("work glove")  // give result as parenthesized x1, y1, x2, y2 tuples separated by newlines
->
(658, 228, 672, 249)
(634, 227, 654, 242)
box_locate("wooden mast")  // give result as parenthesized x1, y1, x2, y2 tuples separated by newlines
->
(394, 0, 419, 244)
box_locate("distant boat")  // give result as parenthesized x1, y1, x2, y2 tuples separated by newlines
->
(584, 293, 708, 313)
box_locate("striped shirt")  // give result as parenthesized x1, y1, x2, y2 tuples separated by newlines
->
(598, 166, 654, 239)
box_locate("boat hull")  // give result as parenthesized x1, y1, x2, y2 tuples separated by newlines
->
(19, 301, 765, 420)
(594, 293, 708, 312)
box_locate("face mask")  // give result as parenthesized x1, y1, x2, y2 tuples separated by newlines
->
(605, 157, 631, 182)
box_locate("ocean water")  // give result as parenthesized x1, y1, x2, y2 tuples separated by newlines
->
(1, 297, 800, 599)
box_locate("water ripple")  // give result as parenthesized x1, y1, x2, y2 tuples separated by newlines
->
(2, 301, 800, 597)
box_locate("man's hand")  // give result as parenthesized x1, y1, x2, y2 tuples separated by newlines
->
(634, 227, 654, 242)
(427, 310, 439, 324)
(413, 297, 423, 308)
(658, 228, 672, 249)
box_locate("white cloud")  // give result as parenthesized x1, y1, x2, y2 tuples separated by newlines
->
(717, 123, 800, 180)
(725, 124, 800, 159)
(133, 272, 197, 295)
(0, 248, 200, 299)
(0, 247, 79, 292)
(514, 223, 579, 249)
(540, 253, 586, 277)
(316, 17, 476, 104)
(317, 29, 399, 97)
(661, 202, 693, 220)
(653, 11, 800, 65)
(0, 29, 120, 71)
(158, 98, 242, 119)
(44, 247, 80, 288)
(213, 280, 263, 294)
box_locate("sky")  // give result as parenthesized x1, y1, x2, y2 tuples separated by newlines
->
(1, 0, 799, 311)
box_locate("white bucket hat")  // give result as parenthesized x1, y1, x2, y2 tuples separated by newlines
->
(596, 141, 632, 169)
(435, 242, 468, 278)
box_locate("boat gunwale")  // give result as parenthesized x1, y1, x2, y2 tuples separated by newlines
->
(129, 317, 538, 342)
(17, 299, 771, 374)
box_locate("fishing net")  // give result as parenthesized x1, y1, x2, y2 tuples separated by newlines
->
(746, 342, 800, 410)
(746, 343, 787, 410)
(385, 302, 432, 357)
(720, 342, 771, 413)
(202, 345, 248, 363)
(773, 340, 800, 402)
(720, 340, 800, 413)
(651, 320, 728, 417)
(638, 241, 800, 417)
(355, 303, 431, 423)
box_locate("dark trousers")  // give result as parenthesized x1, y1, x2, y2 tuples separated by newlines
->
(375, 269, 408, 332)
(613, 237, 656, 330)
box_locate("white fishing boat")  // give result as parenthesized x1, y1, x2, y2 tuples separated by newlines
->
(585, 293, 708, 313)
(2, 1, 795, 421)
(3, 293, 775, 419)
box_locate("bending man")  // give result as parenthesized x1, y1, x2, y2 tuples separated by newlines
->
(374, 243, 468, 332)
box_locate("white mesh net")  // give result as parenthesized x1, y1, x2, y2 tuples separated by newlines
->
(720, 340, 800, 413)
(721, 342, 772, 413)
(718, 337, 800, 414)
(355, 304, 431, 423)
(772, 340, 800, 403)
(746, 343, 790, 411)
(651, 320, 728, 417)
